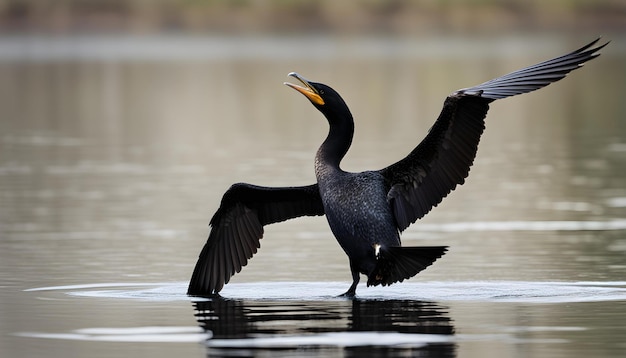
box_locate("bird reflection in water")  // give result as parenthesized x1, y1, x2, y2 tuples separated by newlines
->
(193, 297, 455, 357)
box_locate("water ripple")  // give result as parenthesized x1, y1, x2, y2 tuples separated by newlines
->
(414, 220, 626, 232)
(17, 327, 210, 343)
(27, 281, 626, 304)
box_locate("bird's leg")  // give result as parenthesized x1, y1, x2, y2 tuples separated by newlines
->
(339, 261, 360, 298)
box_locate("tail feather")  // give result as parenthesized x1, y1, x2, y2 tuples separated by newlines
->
(367, 246, 448, 287)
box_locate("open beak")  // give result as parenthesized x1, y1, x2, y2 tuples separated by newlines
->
(284, 72, 325, 106)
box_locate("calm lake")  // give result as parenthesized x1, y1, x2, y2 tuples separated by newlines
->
(1, 34, 625, 357)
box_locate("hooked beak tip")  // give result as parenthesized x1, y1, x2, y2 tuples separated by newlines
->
(284, 72, 325, 106)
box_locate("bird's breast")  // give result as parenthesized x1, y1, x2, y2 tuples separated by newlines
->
(317, 171, 399, 251)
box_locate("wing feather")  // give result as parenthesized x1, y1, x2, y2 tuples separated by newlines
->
(380, 38, 606, 231)
(188, 183, 324, 295)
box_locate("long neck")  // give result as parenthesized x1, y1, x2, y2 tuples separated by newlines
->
(315, 113, 354, 171)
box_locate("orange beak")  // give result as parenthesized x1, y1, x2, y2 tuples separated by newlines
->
(284, 72, 325, 106)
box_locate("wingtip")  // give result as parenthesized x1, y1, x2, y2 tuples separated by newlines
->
(576, 37, 609, 56)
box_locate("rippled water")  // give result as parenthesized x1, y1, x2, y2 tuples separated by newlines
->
(1, 34, 625, 357)
(15, 281, 626, 357)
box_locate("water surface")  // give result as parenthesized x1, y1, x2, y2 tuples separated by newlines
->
(1, 34, 625, 357)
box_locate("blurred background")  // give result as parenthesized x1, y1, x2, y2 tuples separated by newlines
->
(1, 1, 626, 357)
(0, 0, 624, 34)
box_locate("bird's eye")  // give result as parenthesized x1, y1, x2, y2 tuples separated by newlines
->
(319, 89, 325, 95)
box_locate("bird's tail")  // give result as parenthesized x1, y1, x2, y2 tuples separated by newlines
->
(367, 246, 448, 287)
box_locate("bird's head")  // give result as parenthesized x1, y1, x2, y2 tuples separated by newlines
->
(284, 72, 352, 122)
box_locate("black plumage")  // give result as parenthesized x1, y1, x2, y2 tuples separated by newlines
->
(188, 39, 606, 297)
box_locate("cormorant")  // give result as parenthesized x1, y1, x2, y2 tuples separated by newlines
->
(188, 39, 606, 297)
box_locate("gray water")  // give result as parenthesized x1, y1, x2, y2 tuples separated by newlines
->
(1, 35, 625, 357)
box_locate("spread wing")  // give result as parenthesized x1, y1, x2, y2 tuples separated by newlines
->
(188, 183, 324, 295)
(379, 38, 607, 231)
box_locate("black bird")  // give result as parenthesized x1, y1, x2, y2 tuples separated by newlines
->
(188, 39, 606, 297)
